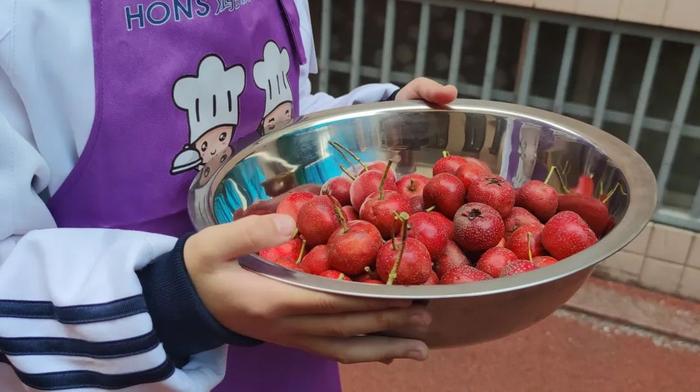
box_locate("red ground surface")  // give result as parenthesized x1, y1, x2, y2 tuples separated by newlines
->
(340, 278, 700, 392)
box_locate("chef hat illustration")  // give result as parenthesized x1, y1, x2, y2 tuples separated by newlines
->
(171, 55, 245, 173)
(254, 41, 293, 117)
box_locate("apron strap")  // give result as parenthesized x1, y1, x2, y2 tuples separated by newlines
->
(278, 0, 307, 66)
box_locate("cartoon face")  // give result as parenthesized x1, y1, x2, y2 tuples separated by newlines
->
(171, 55, 244, 175)
(262, 101, 293, 134)
(194, 125, 234, 164)
(197, 145, 233, 187)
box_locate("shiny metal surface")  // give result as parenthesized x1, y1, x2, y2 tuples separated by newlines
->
(188, 99, 657, 347)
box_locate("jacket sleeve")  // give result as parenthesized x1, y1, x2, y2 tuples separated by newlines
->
(294, 0, 400, 115)
(0, 34, 249, 392)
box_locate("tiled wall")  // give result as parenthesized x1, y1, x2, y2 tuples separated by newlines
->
(596, 223, 700, 301)
(475, 0, 700, 33)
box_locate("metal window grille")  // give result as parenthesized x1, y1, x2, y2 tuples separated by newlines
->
(309, 0, 700, 231)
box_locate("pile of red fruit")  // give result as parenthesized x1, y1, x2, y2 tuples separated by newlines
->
(257, 143, 621, 286)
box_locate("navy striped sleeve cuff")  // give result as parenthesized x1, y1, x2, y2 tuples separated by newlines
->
(137, 234, 261, 367)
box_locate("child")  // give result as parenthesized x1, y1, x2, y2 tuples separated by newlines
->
(0, 1, 457, 390)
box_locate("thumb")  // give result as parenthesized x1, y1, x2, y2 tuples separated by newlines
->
(186, 214, 297, 264)
(396, 77, 458, 105)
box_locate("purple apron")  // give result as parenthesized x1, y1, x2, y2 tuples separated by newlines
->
(47, 1, 340, 390)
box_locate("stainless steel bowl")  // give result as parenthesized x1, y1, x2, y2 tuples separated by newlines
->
(188, 99, 657, 347)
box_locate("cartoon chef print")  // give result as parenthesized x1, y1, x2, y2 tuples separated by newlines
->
(254, 41, 294, 136)
(171, 55, 245, 174)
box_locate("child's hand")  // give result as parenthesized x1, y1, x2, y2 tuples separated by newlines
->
(395, 77, 458, 105)
(184, 214, 431, 364)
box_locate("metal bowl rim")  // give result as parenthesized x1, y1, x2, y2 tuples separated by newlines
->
(192, 99, 657, 299)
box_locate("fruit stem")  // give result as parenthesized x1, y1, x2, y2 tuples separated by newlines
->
(408, 179, 416, 192)
(562, 161, 571, 178)
(400, 214, 409, 242)
(442, 151, 450, 158)
(425, 205, 436, 212)
(555, 167, 570, 193)
(387, 215, 409, 286)
(295, 238, 307, 265)
(338, 273, 346, 281)
(544, 166, 556, 185)
(378, 160, 394, 200)
(339, 165, 356, 180)
(329, 141, 368, 171)
(526, 232, 533, 263)
(601, 182, 627, 204)
(329, 141, 352, 165)
(328, 195, 349, 233)
(544, 166, 569, 193)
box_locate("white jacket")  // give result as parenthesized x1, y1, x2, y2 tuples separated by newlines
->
(0, 1, 397, 390)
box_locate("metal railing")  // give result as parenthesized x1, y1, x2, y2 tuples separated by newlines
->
(310, 0, 700, 231)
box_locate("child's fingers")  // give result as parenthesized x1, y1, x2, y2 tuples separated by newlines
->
(299, 335, 429, 364)
(397, 77, 458, 105)
(429, 84, 458, 105)
(220, 264, 412, 316)
(188, 214, 296, 263)
(275, 287, 412, 316)
(412, 79, 455, 104)
(282, 305, 431, 337)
